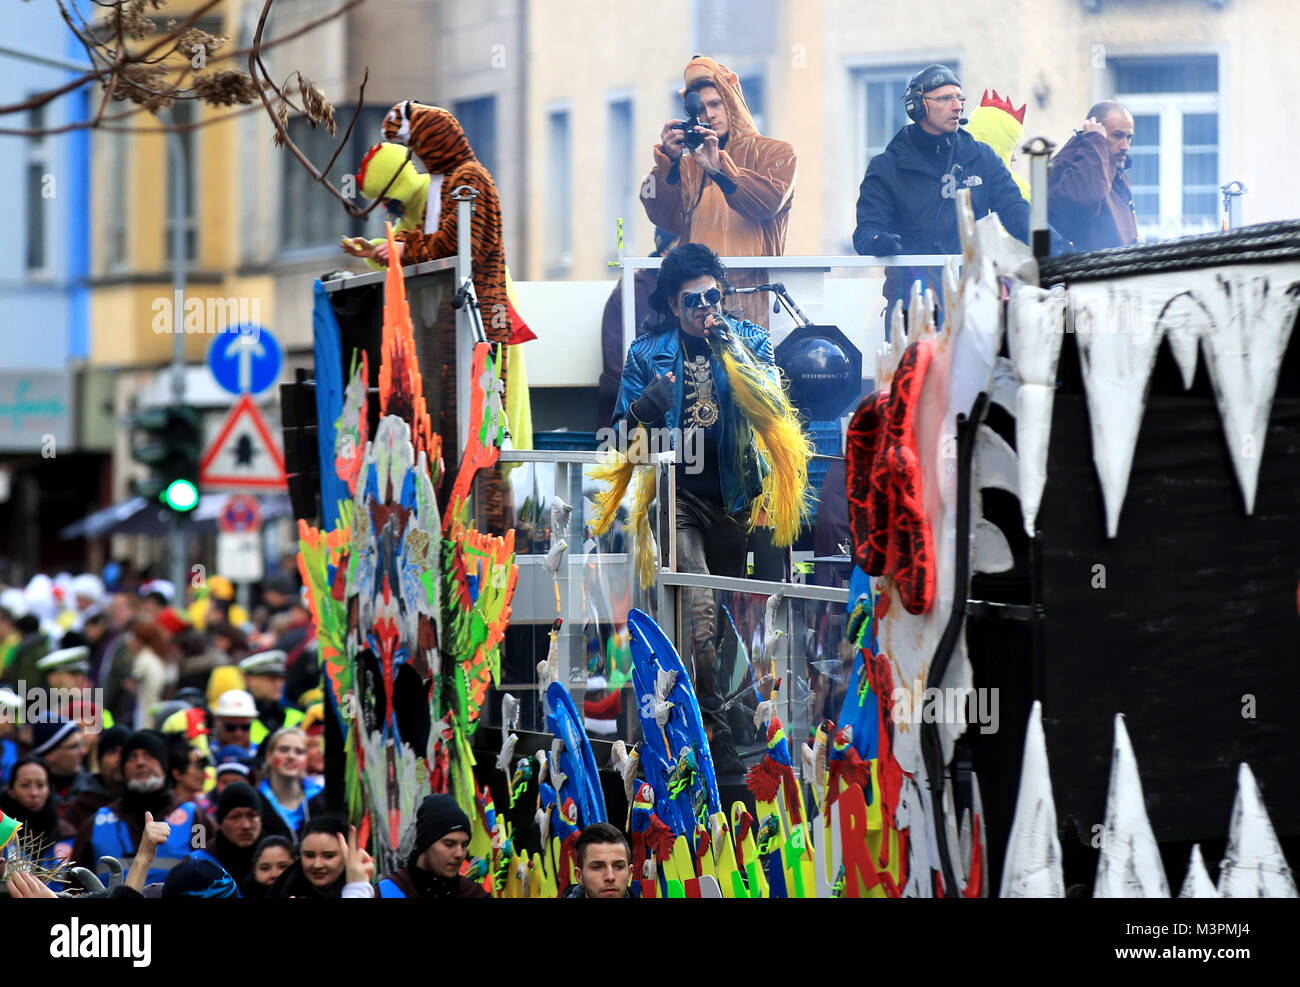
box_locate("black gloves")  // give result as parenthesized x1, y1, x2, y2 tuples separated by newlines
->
(871, 233, 903, 256)
(629, 373, 675, 426)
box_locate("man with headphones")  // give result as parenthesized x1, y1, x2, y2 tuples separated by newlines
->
(853, 64, 1031, 318)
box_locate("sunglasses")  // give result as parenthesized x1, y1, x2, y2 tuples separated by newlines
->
(220, 721, 252, 733)
(681, 287, 722, 311)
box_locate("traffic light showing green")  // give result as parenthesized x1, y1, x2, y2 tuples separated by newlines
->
(131, 404, 201, 513)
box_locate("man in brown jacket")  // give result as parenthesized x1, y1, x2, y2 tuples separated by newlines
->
(641, 56, 797, 326)
(1048, 101, 1139, 253)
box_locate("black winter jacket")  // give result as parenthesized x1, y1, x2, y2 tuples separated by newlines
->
(853, 124, 1030, 311)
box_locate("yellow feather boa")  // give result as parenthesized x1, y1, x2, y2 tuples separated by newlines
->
(591, 328, 815, 562)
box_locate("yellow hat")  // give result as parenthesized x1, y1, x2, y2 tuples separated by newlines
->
(301, 702, 325, 733)
(297, 687, 324, 709)
(208, 576, 235, 601)
(206, 664, 248, 707)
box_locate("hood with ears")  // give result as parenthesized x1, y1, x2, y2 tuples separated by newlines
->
(681, 56, 759, 144)
(381, 101, 476, 174)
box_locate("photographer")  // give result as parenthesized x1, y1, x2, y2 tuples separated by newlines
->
(641, 57, 797, 327)
(853, 64, 1030, 319)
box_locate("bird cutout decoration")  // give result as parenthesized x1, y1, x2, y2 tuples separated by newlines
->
(548, 738, 569, 802)
(495, 728, 518, 776)
(651, 667, 677, 730)
(508, 757, 532, 810)
(762, 587, 785, 657)
(501, 692, 520, 734)
(549, 495, 572, 544)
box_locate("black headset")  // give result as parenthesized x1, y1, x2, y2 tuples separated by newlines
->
(903, 64, 962, 124)
(904, 74, 928, 123)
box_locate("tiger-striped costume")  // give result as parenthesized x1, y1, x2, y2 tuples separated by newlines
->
(380, 100, 528, 530)
(381, 100, 514, 346)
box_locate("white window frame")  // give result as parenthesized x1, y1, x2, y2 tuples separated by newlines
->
(25, 99, 52, 278)
(1104, 48, 1226, 241)
(103, 129, 130, 274)
(165, 100, 201, 265)
(1119, 93, 1220, 240)
(545, 101, 573, 276)
(605, 90, 636, 265)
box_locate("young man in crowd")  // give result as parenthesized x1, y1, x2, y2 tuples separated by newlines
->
(561, 823, 638, 899)
(370, 793, 488, 898)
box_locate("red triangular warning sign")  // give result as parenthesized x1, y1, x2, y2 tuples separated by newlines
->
(200, 394, 287, 490)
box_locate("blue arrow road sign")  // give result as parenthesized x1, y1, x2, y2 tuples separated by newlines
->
(208, 325, 282, 396)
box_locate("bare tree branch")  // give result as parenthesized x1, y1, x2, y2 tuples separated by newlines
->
(0, 0, 361, 139)
(247, 0, 391, 219)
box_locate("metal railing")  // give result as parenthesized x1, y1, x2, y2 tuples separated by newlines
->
(619, 253, 962, 361)
(489, 446, 849, 780)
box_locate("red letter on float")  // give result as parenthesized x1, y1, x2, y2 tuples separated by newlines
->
(839, 782, 881, 898)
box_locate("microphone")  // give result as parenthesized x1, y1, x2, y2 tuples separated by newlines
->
(959, 116, 969, 125)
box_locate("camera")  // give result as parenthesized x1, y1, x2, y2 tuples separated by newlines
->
(672, 90, 708, 151)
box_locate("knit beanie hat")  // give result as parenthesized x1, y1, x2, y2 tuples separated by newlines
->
(30, 720, 79, 757)
(161, 854, 241, 898)
(97, 724, 132, 759)
(121, 729, 170, 770)
(409, 793, 471, 866)
(215, 781, 260, 823)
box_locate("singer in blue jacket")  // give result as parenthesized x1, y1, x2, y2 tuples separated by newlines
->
(612, 242, 776, 776)
(852, 64, 1030, 317)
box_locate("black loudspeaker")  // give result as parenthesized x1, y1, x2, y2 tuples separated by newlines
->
(280, 370, 321, 524)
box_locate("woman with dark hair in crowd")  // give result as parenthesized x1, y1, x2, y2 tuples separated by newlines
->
(243, 834, 295, 898)
(266, 816, 354, 898)
(0, 756, 76, 885)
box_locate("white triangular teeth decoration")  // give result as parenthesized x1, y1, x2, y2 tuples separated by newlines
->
(1217, 762, 1298, 898)
(1094, 713, 1170, 898)
(1014, 384, 1054, 538)
(1179, 844, 1217, 898)
(1069, 283, 1168, 538)
(1036, 264, 1300, 531)
(1155, 291, 1208, 390)
(1000, 702, 1064, 898)
(975, 425, 1019, 496)
(973, 519, 1015, 573)
(1198, 272, 1300, 514)
(1006, 285, 1066, 537)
